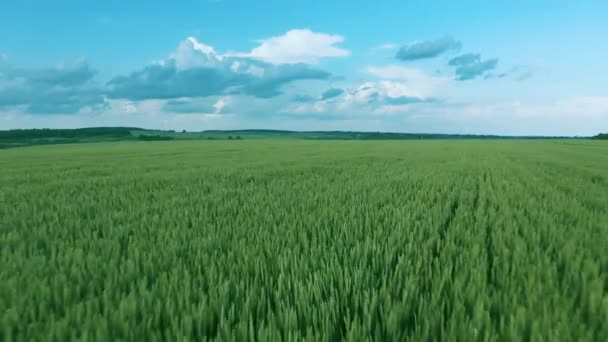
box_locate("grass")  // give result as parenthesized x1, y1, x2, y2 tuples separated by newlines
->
(1, 140, 607, 340)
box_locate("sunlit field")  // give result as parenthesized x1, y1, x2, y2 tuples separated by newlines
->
(2, 140, 607, 340)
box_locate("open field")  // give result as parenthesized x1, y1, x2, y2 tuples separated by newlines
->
(1, 140, 607, 340)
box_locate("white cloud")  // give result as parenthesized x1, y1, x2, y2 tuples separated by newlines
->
(279, 69, 443, 118)
(318, 65, 450, 115)
(336, 80, 426, 112)
(279, 80, 429, 118)
(366, 65, 447, 97)
(171, 37, 223, 70)
(166, 30, 349, 69)
(213, 97, 229, 114)
(229, 29, 350, 65)
(113, 36, 332, 101)
(185, 37, 215, 55)
(376, 80, 422, 98)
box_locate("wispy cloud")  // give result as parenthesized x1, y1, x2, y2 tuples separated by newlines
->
(396, 36, 461, 61)
(509, 65, 534, 81)
(448, 53, 498, 80)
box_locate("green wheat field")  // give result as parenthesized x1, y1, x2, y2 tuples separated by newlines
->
(1, 140, 607, 341)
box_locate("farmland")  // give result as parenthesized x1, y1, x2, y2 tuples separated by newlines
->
(1, 140, 607, 340)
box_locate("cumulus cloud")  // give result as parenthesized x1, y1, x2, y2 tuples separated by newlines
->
(108, 37, 332, 101)
(448, 53, 498, 80)
(365, 65, 447, 98)
(0, 31, 345, 117)
(396, 36, 461, 61)
(171, 37, 223, 70)
(307, 66, 448, 116)
(0, 31, 546, 129)
(344, 81, 434, 106)
(283, 79, 441, 119)
(231, 29, 350, 65)
(0, 60, 107, 114)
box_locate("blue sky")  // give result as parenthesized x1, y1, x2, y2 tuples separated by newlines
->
(1, 0, 607, 135)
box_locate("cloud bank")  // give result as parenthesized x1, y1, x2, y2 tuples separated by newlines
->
(1, 29, 587, 135)
(108, 36, 333, 101)
(0, 60, 107, 114)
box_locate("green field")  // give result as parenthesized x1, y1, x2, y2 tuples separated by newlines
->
(1, 140, 607, 340)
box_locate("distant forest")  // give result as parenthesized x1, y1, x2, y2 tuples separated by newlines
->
(0, 127, 142, 149)
(0, 127, 599, 149)
(0, 127, 138, 139)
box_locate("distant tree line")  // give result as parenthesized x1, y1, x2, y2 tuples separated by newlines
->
(0, 126, 598, 149)
(0, 127, 144, 149)
(137, 135, 174, 141)
(0, 127, 138, 140)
